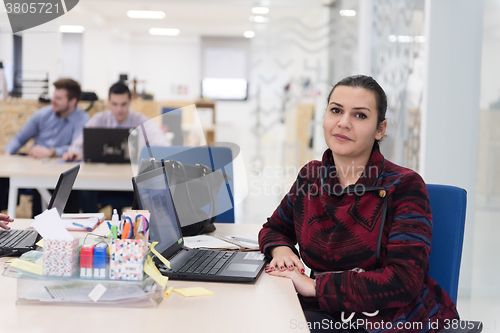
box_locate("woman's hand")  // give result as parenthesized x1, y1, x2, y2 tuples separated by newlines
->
(0, 214, 14, 230)
(266, 265, 316, 297)
(269, 246, 305, 273)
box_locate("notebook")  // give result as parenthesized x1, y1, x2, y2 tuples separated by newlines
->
(0, 165, 80, 256)
(61, 213, 105, 231)
(83, 128, 131, 163)
(132, 166, 267, 282)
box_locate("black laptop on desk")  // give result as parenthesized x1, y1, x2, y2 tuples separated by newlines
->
(132, 166, 267, 282)
(83, 128, 131, 163)
(0, 165, 80, 256)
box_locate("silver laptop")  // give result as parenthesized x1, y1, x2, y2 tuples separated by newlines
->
(132, 166, 267, 282)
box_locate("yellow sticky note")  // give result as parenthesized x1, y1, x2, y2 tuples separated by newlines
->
(8, 258, 43, 276)
(143, 257, 169, 289)
(35, 239, 44, 248)
(150, 241, 171, 269)
(164, 286, 174, 297)
(173, 287, 214, 297)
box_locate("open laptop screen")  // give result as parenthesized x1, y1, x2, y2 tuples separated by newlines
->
(48, 164, 80, 215)
(133, 167, 183, 257)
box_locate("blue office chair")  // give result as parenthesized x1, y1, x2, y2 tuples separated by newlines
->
(138, 145, 235, 223)
(426, 184, 482, 332)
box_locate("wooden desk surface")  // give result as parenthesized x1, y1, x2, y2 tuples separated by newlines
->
(0, 155, 134, 180)
(0, 222, 309, 333)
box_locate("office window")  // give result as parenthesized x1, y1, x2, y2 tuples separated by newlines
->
(201, 37, 250, 101)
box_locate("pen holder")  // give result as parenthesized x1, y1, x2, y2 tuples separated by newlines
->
(109, 238, 146, 281)
(42, 239, 79, 277)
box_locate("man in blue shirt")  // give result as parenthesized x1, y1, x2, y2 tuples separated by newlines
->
(4, 78, 89, 158)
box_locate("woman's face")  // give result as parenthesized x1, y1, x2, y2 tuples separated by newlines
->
(323, 86, 386, 161)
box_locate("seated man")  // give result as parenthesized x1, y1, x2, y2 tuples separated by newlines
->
(63, 81, 165, 161)
(63, 82, 166, 213)
(3, 78, 88, 216)
(4, 78, 89, 158)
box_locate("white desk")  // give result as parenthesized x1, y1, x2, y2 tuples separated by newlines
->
(0, 222, 309, 333)
(0, 155, 134, 218)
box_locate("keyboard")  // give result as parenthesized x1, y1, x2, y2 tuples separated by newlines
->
(175, 250, 235, 275)
(0, 229, 37, 253)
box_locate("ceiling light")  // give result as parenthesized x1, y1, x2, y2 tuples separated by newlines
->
(388, 35, 397, 42)
(59, 25, 85, 33)
(252, 7, 269, 14)
(397, 35, 413, 43)
(127, 10, 166, 19)
(244, 31, 255, 38)
(339, 10, 356, 17)
(149, 28, 180, 36)
(414, 36, 426, 43)
(249, 15, 270, 23)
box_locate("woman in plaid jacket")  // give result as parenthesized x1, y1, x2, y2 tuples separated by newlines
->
(259, 75, 459, 332)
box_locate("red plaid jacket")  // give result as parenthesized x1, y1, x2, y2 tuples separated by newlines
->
(259, 145, 459, 332)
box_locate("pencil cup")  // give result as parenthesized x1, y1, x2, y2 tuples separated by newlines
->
(42, 239, 79, 277)
(109, 239, 146, 281)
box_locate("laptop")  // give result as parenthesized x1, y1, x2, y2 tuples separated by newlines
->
(0, 165, 80, 256)
(133, 166, 267, 282)
(83, 128, 131, 163)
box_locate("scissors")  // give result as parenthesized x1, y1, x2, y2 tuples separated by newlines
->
(134, 215, 149, 239)
(119, 216, 134, 239)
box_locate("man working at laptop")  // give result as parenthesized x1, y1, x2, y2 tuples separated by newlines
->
(4, 78, 89, 158)
(62, 82, 165, 213)
(62, 82, 165, 161)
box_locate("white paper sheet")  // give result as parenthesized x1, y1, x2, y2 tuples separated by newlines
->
(30, 208, 74, 241)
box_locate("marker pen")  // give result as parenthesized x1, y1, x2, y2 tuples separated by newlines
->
(93, 244, 108, 279)
(80, 244, 95, 278)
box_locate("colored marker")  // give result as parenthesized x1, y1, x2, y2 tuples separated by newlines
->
(73, 222, 92, 231)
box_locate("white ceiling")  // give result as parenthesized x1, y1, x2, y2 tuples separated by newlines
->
(55, 0, 328, 37)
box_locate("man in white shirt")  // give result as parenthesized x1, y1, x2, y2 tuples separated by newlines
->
(63, 82, 165, 161)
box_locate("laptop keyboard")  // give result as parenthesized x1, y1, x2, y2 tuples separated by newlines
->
(175, 250, 235, 275)
(0, 229, 35, 249)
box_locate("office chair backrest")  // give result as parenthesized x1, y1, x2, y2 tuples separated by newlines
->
(426, 184, 467, 304)
(138, 145, 235, 223)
